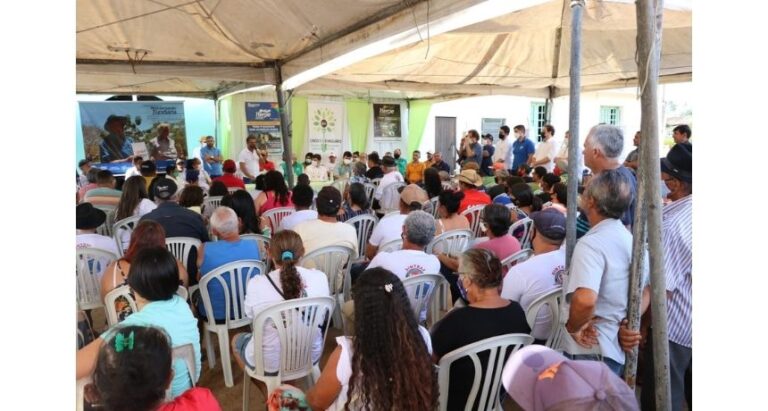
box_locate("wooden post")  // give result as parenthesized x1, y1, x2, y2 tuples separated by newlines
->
(632, 0, 672, 409)
(275, 64, 294, 188)
(565, 0, 584, 265)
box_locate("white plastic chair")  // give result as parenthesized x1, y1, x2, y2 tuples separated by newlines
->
(104, 285, 190, 326)
(76, 248, 118, 311)
(112, 215, 141, 256)
(242, 296, 336, 410)
(227, 187, 241, 194)
(371, 178, 382, 187)
(378, 238, 403, 253)
(402, 274, 443, 324)
(425, 229, 474, 256)
(299, 245, 355, 329)
(262, 206, 296, 233)
(437, 333, 534, 411)
(441, 181, 454, 191)
(509, 217, 534, 249)
(363, 183, 376, 205)
(380, 181, 406, 213)
(94, 205, 117, 237)
(202, 196, 223, 218)
(239, 233, 272, 269)
(428, 196, 440, 218)
(500, 248, 534, 273)
(165, 237, 202, 274)
(460, 204, 486, 238)
(198, 259, 266, 387)
(525, 287, 564, 348)
(345, 214, 379, 260)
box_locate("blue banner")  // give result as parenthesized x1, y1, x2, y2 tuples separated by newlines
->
(245, 102, 283, 157)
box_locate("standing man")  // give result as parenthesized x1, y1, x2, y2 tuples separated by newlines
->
(623, 131, 641, 171)
(672, 124, 692, 147)
(559, 169, 640, 377)
(149, 123, 178, 161)
(100, 115, 134, 163)
(480, 134, 495, 176)
(430, 152, 451, 174)
(405, 150, 426, 184)
(393, 148, 407, 176)
(424, 151, 435, 169)
(531, 124, 559, 172)
(237, 134, 260, 183)
(460, 130, 483, 167)
(507, 125, 535, 174)
(191, 136, 207, 163)
(200, 136, 223, 179)
(493, 125, 511, 168)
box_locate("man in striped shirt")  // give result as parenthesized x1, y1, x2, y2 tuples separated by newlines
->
(619, 143, 692, 410)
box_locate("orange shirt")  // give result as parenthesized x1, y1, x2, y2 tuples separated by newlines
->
(406, 161, 426, 183)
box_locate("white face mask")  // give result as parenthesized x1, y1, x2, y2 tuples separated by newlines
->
(312, 160, 319, 167)
(343, 158, 352, 165)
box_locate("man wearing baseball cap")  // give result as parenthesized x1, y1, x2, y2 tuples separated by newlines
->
(293, 186, 358, 256)
(456, 169, 491, 214)
(214, 159, 245, 189)
(100, 115, 134, 163)
(501, 208, 566, 343)
(621, 143, 692, 410)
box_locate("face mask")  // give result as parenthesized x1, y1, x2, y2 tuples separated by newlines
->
(394, 153, 401, 159)
(305, 159, 312, 165)
(457, 277, 469, 302)
(312, 160, 319, 166)
(499, 133, 506, 140)
(343, 158, 352, 165)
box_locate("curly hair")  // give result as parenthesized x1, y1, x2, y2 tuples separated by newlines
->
(269, 230, 306, 300)
(93, 325, 172, 411)
(346, 268, 438, 411)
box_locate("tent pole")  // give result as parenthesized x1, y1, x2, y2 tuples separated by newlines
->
(275, 63, 295, 188)
(565, 0, 584, 265)
(630, 0, 672, 409)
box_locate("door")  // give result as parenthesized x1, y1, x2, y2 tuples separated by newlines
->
(435, 117, 457, 173)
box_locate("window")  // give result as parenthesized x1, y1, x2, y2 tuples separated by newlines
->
(530, 102, 547, 142)
(600, 106, 622, 126)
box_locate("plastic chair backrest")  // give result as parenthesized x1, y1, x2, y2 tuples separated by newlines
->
(428, 196, 440, 218)
(250, 296, 335, 380)
(76, 248, 118, 310)
(239, 233, 271, 267)
(345, 214, 379, 259)
(378, 238, 403, 253)
(525, 287, 563, 347)
(299, 245, 355, 295)
(262, 207, 296, 233)
(363, 183, 376, 205)
(165, 237, 202, 274)
(103, 286, 139, 326)
(112, 215, 141, 256)
(460, 205, 486, 238)
(500, 248, 533, 273)
(163, 343, 198, 401)
(509, 218, 534, 249)
(437, 333, 534, 411)
(198, 259, 265, 328)
(94, 205, 117, 237)
(380, 182, 406, 212)
(202, 196, 224, 218)
(402, 274, 443, 322)
(227, 187, 240, 194)
(371, 178, 382, 187)
(425, 229, 473, 255)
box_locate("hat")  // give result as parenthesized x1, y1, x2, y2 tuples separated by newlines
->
(76, 203, 106, 230)
(328, 151, 337, 158)
(153, 177, 178, 200)
(223, 159, 237, 173)
(458, 169, 483, 187)
(660, 143, 692, 183)
(316, 186, 342, 213)
(382, 155, 396, 167)
(103, 115, 127, 130)
(400, 184, 429, 205)
(140, 161, 157, 174)
(530, 208, 566, 240)
(502, 345, 639, 411)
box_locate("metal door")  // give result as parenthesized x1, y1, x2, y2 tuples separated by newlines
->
(435, 116, 457, 173)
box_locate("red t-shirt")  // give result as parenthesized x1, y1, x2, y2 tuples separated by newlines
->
(458, 189, 492, 214)
(213, 173, 245, 189)
(157, 387, 221, 411)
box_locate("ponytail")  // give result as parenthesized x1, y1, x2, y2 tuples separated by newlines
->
(278, 250, 304, 300)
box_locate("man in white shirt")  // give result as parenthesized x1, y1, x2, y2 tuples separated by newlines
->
(493, 125, 511, 166)
(368, 210, 440, 280)
(238, 134, 260, 183)
(366, 184, 428, 260)
(373, 155, 405, 213)
(76, 203, 119, 256)
(190, 135, 207, 163)
(501, 208, 566, 342)
(532, 124, 560, 172)
(305, 153, 330, 182)
(324, 151, 338, 177)
(278, 184, 317, 231)
(293, 186, 358, 256)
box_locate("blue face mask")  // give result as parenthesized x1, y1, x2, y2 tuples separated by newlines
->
(457, 277, 469, 302)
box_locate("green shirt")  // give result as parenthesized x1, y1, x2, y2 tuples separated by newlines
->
(395, 158, 407, 176)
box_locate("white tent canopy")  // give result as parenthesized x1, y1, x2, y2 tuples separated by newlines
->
(77, 0, 691, 98)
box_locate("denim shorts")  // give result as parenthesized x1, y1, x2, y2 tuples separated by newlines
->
(233, 333, 278, 376)
(562, 352, 625, 377)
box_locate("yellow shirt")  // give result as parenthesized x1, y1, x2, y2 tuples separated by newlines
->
(406, 161, 426, 183)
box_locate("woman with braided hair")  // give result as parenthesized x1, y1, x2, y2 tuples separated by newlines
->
(307, 267, 438, 411)
(231, 230, 330, 394)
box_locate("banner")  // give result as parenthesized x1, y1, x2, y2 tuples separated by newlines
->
(373, 103, 402, 139)
(79, 101, 187, 174)
(307, 100, 345, 157)
(245, 102, 283, 158)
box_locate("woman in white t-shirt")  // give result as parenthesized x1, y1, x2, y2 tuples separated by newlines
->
(231, 230, 330, 391)
(115, 176, 158, 250)
(306, 267, 437, 411)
